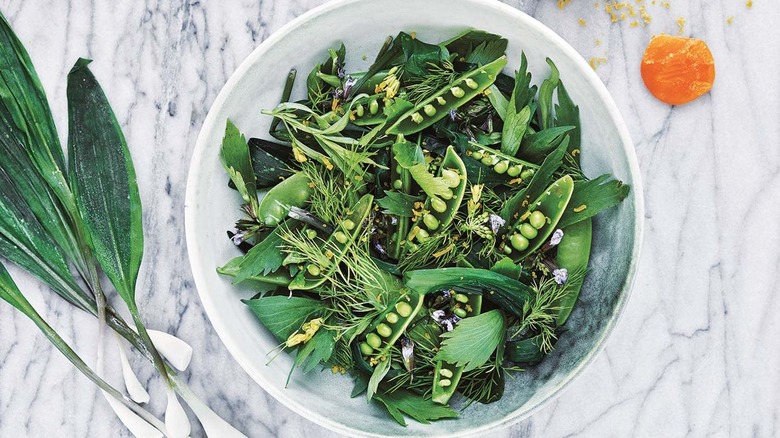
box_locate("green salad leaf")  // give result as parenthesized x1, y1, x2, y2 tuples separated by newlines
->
(220, 119, 257, 205)
(376, 191, 423, 217)
(558, 174, 631, 228)
(374, 389, 458, 426)
(435, 310, 506, 372)
(243, 295, 328, 342)
(392, 139, 451, 199)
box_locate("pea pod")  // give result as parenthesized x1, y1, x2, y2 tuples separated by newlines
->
(288, 194, 373, 290)
(466, 141, 538, 180)
(257, 172, 313, 227)
(408, 146, 467, 244)
(386, 56, 508, 135)
(351, 94, 387, 126)
(505, 334, 546, 364)
(554, 218, 592, 325)
(432, 294, 483, 405)
(357, 292, 425, 363)
(404, 267, 533, 318)
(389, 154, 412, 260)
(505, 175, 574, 261)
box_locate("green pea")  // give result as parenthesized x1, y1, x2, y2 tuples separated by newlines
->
(501, 244, 513, 255)
(307, 264, 321, 276)
(450, 86, 465, 98)
(439, 368, 453, 378)
(438, 379, 452, 387)
(411, 112, 424, 124)
(464, 78, 479, 89)
(453, 307, 467, 318)
(520, 169, 535, 180)
(480, 154, 493, 166)
(439, 188, 454, 200)
(423, 213, 440, 230)
(431, 197, 447, 213)
(494, 160, 509, 174)
(377, 323, 392, 338)
(416, 228, 430, 243)
(369, 99, 379, 115)
(441, 169, 460, 188)
(471, 150, 484, 160)
(519, 223, 538, 239)
(454, 293, 469, 303)
(423, 104, 436, 116)
(356, 104, 365, 117)
(510, 233, 529, 251)
(305, 229, 318, 239)
(507, 164, 522, 177)
(359, 342, 374, 356)
(395, 164, 403, 174)
(334, 231, 349, 244)
(366, 333, 382, 349)
(392, 179, 403, 190)
(396, 301, 413, 318)
(343, 219, 356, 230)
(386, 312, 399, 324)
(436, 96, 447, 105)
(529, 211, 546, 229)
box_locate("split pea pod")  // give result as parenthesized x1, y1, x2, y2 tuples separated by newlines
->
(554, 218, 592, 325)
(505, 334, 546, 364)
(389, 154, 413, 260)
(357, 292, 425, 363)
(288, 194, 373, 290)
(466, 141, 539, 180)
(351, 94, 387, 126)
(407, 146, 467, 248)
(432, 294, 483, 405)
(257, 172, 313, 227)
(505, 175, 574, 262)
(386, 56, 508, 135)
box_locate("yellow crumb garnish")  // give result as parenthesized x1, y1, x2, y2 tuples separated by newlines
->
(558, 0, 572, 8)
(573, 205, 588, 213)
(746, 0, 753, 8)
(727, 16, 734, 25)
(589, 57, 608, 70)
(676, 16, 686, 34)
(630, 20, 639, 27)
(579, 18, 587, 26)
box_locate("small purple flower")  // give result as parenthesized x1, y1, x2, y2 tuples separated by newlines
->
(449, 109, 458, 121)
(549, 229, 564, 247)
(553, 268, 568, 285)
(489, 214, 505, 234)
(231, 230, 246, 246)
(342, 76, 356, 99)
(401, 337, 415, 373)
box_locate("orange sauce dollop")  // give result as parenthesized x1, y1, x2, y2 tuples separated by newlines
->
(641, 35, 715, 105)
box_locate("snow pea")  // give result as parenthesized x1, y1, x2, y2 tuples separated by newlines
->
(351, 94, 387, 126)
(432, 294, 482, 405)
(505, 334, 545, 364)
(465, 140, 538, 179)
(257, 172, 313, 227)
(386, 56, 508, 135)
(357, 292, 425, 362)
(554, 218, 592, 325)
(288, 193, 373, 290)
(389, 155, 412, 260)
(504, 175, 574, 261)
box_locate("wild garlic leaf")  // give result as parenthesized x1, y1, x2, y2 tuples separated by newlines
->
(220, 120, 256, 204)
(243, 296, 327, 342)
(66, 58, 143, 306)
(558, 175, 630, 228)
(554, 82, 581, 160)
(376, 191, 423, 218)
(511, 52, 536, 112)
(442, 30, 507, 66)
(486, 85, 508, 120)
(398, 32, 449, 79)
(367, 356, 391, 401)
(537, 58, 560, 130)
(392, 140, 451, 199)
(500, 104, 532, 157)
(435, 309, 506, 372)
(373, 389, 458, 426)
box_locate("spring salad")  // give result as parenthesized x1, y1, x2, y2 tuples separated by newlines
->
(217, 30, 629, 425)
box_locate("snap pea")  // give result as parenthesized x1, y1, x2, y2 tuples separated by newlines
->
(432, 294, 483, 405)
(504, 175, 574, 262)
(288, 194, 373, 290)
(257, 172, 313, 227)
(389, 154, 412, 260)
(351, 94, 387, 126)
(465, 140, 539, 181)
(554, 218, 592, 325)
(358, 292, 425, 363)
(505, 334, 546, 364)
(386, 56, 508, 135)
(409, 146, 467, 241)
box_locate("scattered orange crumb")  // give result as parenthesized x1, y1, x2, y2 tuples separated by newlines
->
(746, 0, 752, 8)
(589, 57, 608, 70)
(640, 35, 715, 105)
(676, 16, 686, 34)
(558, 0, 572, 8)
(727, 16, 734, 25)
(579, 18, 587, 26)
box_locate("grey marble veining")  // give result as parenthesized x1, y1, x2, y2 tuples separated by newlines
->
(0, 0, 778, 437)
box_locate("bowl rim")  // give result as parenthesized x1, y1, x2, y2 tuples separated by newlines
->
(185, 0, 645, 436)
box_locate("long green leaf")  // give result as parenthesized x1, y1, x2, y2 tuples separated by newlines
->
(374, 389, 458, 426)
(66, 58, 143, 305)
(243, 295, 327, 342)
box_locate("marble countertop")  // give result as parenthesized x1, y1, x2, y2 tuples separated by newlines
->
(1, 0, 778, 437)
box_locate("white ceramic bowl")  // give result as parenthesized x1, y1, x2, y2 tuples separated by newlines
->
(185, 0, 644, 436)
